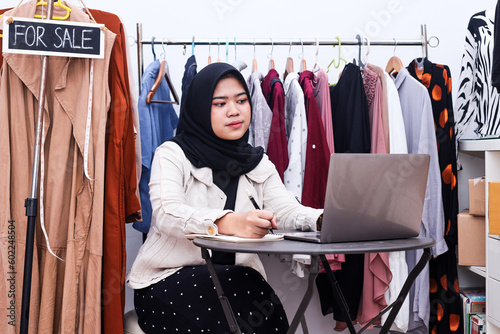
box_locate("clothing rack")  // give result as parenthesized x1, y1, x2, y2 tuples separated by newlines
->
(136, 23, 438, 94)
(21, 2, 56, 334)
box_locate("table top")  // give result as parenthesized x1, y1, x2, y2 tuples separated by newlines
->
(193, 236, 435, 255)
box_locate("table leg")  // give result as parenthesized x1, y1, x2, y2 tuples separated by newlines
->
(200, 247, 242, 334)
(319, 254, 358, 334)
(287, 256, 320, 334)
(378, 247, 431, 334)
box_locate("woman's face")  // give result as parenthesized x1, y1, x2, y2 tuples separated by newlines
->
(211, 76, 251, 141)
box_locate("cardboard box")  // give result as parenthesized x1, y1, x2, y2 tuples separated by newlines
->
(458, 210, 485, 266)
(469, 178, 485, 216)
(489, 182, 500, 235)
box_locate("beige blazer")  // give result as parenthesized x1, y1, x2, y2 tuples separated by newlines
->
(127, 141, 322, 289)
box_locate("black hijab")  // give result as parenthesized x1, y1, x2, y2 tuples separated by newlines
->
(172, 63, 264, 265)
(171, 63, 264, 179)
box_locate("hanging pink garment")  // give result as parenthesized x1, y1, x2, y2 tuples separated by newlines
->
(356, 66, 392, 327)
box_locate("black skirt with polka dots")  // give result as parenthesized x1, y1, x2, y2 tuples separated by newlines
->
(134, 265, 289, 334)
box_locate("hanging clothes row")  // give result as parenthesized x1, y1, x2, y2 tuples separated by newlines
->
(135, 23, 436, 93)
(0, 1, 141, 333)
(135, 26, 460, 333)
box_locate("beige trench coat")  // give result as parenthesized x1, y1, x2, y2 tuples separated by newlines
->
(0, 2, 115, 333)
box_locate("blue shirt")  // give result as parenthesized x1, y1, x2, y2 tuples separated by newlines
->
(134, 60, 179, 233)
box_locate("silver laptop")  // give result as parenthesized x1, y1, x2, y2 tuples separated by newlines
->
(283, 153, 430, 243)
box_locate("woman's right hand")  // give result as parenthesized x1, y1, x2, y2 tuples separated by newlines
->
(215, 210, 277, 238)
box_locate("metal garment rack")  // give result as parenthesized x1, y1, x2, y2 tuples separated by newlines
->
(21, 1, 56, 334)
(135, 23, 437, 92)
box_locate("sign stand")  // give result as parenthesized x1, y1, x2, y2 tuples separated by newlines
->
(20, 1, 55, 333)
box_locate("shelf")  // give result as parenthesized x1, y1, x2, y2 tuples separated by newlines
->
(459, 138, 500, 152)
(464, 266, 487, 278)
(490, 234, 500, 241)
(487, 316, 500, 333)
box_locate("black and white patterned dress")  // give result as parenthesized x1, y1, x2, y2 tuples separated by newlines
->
(455, 9, 500, 144)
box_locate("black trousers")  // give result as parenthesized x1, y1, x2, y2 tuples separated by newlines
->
(135, 265, 289, 334)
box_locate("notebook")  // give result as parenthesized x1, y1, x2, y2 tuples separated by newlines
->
(185, 233, 283, 243)
(283, 153, 430, 243)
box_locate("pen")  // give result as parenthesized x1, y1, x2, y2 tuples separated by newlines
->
(245, 189, 274, 234)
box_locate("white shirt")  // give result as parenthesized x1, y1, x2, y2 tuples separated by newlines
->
(392, 68, 448, 334)
(283, 72, 308, 202)
(381, 71, 410, 332)
(247, 72, 273, 151)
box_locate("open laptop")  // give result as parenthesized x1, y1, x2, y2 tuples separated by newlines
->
(283, 153, 430, 243)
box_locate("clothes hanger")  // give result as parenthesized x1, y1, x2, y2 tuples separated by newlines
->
(364, 36, 370, 66)
(234, 37, 237, 61)
(146, 60, 180, 104)
(159, 38, 167, 61)
(285, 41, 294, 75)
(225, 37, 229, 63)
(191, 36, 195, 56)
(312, 38, 321, 73)
(298, 39, 307, 72)
(355, 34, 365, 69)
(35, 0, 71, 20)
(231, 37, 247, 71)
(268, 38, 275, 70)
(385, 38, 403, 75)
(327, 36, 348, 73)
(252, 39, 258, 73)
(151, 36, 157, 61)
(217, 38, 221, 63)
(208, 42, 212, 64)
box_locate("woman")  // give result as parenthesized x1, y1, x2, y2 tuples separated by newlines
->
(127, 62, 323, 333)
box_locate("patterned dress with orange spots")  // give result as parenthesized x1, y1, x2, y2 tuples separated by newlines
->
(408, 58, 462, 334)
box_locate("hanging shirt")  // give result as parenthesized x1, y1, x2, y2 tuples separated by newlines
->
(330, 63, 371, 153)
(455, 9, 500, 142)
(408, 58, 459, 246)
(392, 68, 448, 334)
(355, 65, 390, 328)
(319, 65, 368, 326)
(0, 7, 11, 66)
(261, 69, 288, 181)
(493, 2, 500, 92)
(181, 55, 197, 108)
(385, 72, 409, 154)
(135, 60, 179, 233)
(89, 9, 142, 334)
(283, 72, 307, 201)
(0, 3, 116, 333)
(408, 58, 462, 334)
(382, 71, 410, 332)
(299, 71, 330, 209)
(312, 69, 335, 154)
(363, 65, 386, 154)
(367, 64, 391, 153)
(247, 72, 272, 151)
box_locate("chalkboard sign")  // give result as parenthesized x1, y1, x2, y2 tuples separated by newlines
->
(2, 17, 104, 58)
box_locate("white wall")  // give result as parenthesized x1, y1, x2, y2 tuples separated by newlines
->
(3, 0, 494, 332)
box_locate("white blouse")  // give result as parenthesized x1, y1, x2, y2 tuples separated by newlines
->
(283, 72, 308, 202)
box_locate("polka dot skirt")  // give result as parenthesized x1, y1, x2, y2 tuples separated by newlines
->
(134, 265, 289, 334)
